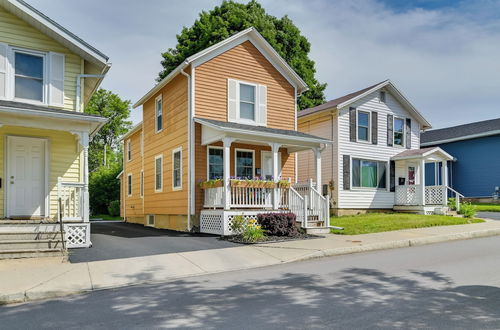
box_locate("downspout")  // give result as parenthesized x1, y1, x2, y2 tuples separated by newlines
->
(180, 62, 192, 231)
(76, 74, 107, 112)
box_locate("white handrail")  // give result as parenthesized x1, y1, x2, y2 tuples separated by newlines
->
(445, 185, 464, 212)
(57, 179, 85, 221)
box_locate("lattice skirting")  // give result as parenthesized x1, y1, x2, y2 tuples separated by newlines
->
(64, 223, 91, 248)
(200, 210, 285, 236)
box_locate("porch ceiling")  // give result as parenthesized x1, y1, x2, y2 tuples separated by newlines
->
(391, 147, 454, 162)
(195, 117, 332, 152)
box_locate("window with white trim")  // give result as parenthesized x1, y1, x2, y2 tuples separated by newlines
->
(235, 150, 254, 179)
(239, 83, 256, 121)
(393, 117, 405, 147)
(155, 155, 163, 192)
(227, 79, 266, 126)
(172, 147, 182, 190)
(127, 173, 132, 196)
(208, 147, 223, 180)
(352, 159, 387, 189)
(357, 110, 370, 142)
(127, 140, 131, 161)
(155, 95, 163, 133)
(140, 170, 144, 197)
(14, 50, 44, 102)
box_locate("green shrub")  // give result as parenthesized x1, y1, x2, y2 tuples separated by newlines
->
(89, 163, 122, 214)
(241, 219, 265, 242)
(108, 200, 121, 217)
(257, 212, 299, 236)
(448, 198, 457, 211)
(458, 202, 476, 218)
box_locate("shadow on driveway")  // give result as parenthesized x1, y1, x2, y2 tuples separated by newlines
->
(69, 221, 237, 263)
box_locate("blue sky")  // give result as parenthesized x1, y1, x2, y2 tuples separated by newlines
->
(27, 0, 500, 129)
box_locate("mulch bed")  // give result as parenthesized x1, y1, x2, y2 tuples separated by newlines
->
(220, 232, 323, 245)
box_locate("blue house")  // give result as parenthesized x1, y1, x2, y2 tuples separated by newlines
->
(421, 118, 500, 198)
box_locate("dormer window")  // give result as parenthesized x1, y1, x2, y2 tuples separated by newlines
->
(14, 51, 44, 102)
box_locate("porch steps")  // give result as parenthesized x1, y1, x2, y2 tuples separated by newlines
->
(303, 218, 330, 235)
(0, 222, 66, 259)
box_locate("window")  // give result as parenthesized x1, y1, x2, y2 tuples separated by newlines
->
(172, 147, 182, 190)
(235, 149, 254, 178)
(239, 83, 256, 121)
(127, 173, 132, 196)
(357, 111, 370, 142)
(147, 215, 155, 227)
(394, 118, 405, 147)
(140, 171, 144, 197)
(155, 95, 163, 132)
(352, 159, 387, 189)
(127, 140, 131, 161)
(380, 91, 386, 103)
(155, 155, 163, 192)
(208, 147, 224, 180)
(14, 51, 44, 102)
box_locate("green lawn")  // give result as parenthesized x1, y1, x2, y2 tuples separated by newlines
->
(472, 203, 500, 212)
(330, 213, 484, 235)
(90, 214, 123, 221)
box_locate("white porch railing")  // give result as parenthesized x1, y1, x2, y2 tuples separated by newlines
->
(230, 186, 273, 208)
(57, 179, 85, 221)
(292, 180, 329, 228)
(395, 184, 463, 209)
(204, 186, 224, 208)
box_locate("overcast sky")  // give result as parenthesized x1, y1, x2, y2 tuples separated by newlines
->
(28, 0, 500, 129)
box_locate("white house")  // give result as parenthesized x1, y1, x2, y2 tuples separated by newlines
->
(297, 80, 461, 215)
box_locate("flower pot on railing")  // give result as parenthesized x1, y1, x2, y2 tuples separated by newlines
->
(230, 179, 276, 189)
(199, 179, 224, 189)
(278, 180, 291, 189)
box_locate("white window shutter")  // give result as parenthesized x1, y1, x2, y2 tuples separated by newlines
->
(0, 43, 7, 99)
(227, 79, 238, 122)
(257, 84, 267, 126)
(49, 52, 65, 107)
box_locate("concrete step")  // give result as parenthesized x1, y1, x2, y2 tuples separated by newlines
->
(305, 227, 330, 235)
(306, 220, 327, 227)
(0, 239, 64, 250)
(0, 248, 66, 259)
(0, 232, 63, 241)
(0, 224, 60, 233)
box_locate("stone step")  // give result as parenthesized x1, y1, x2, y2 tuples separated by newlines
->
(0, 248, 66, 259)
(305, 227, 330, 235)
(0, 224, 61, 233)
(0, 232, 63, 241)
(0, 239, 64, 250)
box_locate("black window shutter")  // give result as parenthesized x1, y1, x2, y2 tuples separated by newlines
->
(387, 114, 394, 146)
(349, 107, 356, 142)
(390, 160, 396, 192)
(343, 155, 351, 190)
(371, 112, 378, 144)
(406, 118, 412, 149)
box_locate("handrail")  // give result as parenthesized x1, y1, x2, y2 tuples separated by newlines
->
(57, 197, 66, 251)
(445, 186, 464, 198)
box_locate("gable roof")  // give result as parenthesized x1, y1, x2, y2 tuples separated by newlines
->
(298, 79, 432, 129)
(133, 27, 308, 108)
(0, 0, 109, 65)
(391, 146, 454, 161)
(421, 117, 500, 146)
(120, 121, 143, 142)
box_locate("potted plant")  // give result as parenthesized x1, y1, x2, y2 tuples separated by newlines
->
(199, 178, 224, 189)
(278, 179, 291, 189)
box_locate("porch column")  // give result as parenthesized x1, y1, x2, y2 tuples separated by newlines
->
(442, 160, 448, 206)
(223, 137, 234, 210)
(269, 143, 282, 209)
(82, 132, 90, 223)
(314, 148, 322, 191)
(420, 158, 426, 206)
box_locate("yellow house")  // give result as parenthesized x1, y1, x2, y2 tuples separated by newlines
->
(0, 0, 110, 251)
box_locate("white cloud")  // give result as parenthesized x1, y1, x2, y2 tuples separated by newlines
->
(27, 0, 500, 128)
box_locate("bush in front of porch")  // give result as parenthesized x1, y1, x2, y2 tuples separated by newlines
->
(330, 213, 484, 235)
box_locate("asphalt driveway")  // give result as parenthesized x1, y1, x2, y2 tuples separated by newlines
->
(69, 221, 236, 263)
(477, 212, 500, 221)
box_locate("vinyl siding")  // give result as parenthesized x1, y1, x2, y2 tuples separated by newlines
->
(0, 6, 83, 111)
(0, 126, 81, 219)
(337, 90, 421, 209)
(194, 40, 296, 131)
(122, 128, 143, 218)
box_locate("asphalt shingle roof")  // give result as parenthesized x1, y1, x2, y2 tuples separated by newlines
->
(421, 117, 500, 145)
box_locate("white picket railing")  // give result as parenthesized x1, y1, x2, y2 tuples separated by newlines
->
(58, 180, 85, 221)
(230, 186, 273, 208)
(292, 179, 329, 228)
(288, 187, 306, 225)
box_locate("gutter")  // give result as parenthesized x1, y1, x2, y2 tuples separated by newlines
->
(75, 68, 110, 112)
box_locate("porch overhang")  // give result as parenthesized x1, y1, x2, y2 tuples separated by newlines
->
(0, 101, 108, 137)
(195, 117, 332, 152)
(391, 147, 454, 163)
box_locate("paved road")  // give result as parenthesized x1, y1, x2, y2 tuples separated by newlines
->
(478, 212, 500, 220)
(3, 236, 500, 329)
(69, 221, 236, 263)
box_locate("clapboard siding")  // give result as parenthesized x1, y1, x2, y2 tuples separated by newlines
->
(123, 128, 144, 217)
(337, 90, 421, 209)
(0, 6, 83, 111)
(195, 41, 295, 131)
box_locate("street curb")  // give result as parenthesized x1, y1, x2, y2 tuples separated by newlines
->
(2, 227, 500, 305)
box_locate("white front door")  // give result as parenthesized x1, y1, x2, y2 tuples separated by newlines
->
(7, 136, 47, 218)
(261, 151, 281, 180)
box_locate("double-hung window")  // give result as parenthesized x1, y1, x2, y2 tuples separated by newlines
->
(393, 117, 405, 147)
(235, 150, 254, 179)
(127, 173, 132, 196)
(155, 155, 163, 192)
(14, 51, 44, 102)
(155, 95, 163, 133)
(352, 159, 387, 189)
(208, 147, 224, 180)
(357, 111, 370, 142)
(127, 140, 132, 161)
(172, 147, 182, 190)
(239, 83, 256, 121)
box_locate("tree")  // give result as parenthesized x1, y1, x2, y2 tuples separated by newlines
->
(88, 163, 122, 215)
(84, 89, 132, 172)
(158, 0, 326, 110)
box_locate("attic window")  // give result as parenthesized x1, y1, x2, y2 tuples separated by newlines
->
(379, 91, 386, 103)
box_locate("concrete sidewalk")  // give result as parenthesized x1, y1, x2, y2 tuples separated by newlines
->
(2, 220, 500, 305)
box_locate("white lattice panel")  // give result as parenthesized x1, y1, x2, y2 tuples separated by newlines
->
(64, 223, 91, 248)
(425, 186, 446, 205)
(200, 212, 224, 235)
(395, 185, 420, 205)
